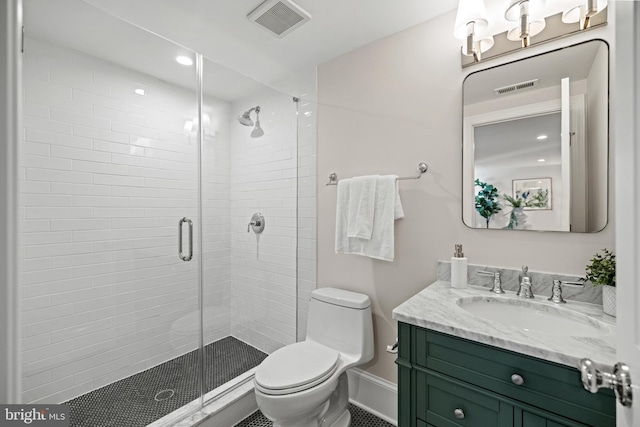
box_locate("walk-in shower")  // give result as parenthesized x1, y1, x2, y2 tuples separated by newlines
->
(16, 0, 317, 425)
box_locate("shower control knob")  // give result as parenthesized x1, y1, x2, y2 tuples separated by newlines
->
(247, 212, 265, 234)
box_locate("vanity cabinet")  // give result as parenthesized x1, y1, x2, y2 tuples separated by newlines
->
(397, 323, 615, 427)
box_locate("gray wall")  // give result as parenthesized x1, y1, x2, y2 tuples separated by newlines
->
(317, 9, 615, 383)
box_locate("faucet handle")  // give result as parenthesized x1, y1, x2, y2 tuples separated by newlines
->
(549, 279, 566, 304)
(549, 278, 585, 304)
(561, 279, 585, 287)
(478, 271, 505, 294)
(478, 270, 499, 278)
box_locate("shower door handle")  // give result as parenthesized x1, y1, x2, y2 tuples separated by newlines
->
(178, 217, 193, 261)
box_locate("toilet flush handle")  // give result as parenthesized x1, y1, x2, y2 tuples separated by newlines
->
(386, 339, 398, 354)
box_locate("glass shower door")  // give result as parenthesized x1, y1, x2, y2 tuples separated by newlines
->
(21, 1, 204, 425)
(200, 57, 299, 404)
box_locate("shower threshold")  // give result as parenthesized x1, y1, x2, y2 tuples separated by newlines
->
(64, 336, 267, 427)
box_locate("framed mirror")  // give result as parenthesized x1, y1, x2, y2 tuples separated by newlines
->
(462, 40, 609, 232)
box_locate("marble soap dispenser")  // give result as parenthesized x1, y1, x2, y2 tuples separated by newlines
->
(451, 244, 468, 289)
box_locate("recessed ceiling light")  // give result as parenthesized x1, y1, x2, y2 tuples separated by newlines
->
(176, 56, 194, 66)
(134, 88, 146, 96)
(538, 158, 546, 162)
(537, 135, 548, 140)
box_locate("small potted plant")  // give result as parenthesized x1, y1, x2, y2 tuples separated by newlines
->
(585, 248, 616, 316)
(475, 179, 501, 229)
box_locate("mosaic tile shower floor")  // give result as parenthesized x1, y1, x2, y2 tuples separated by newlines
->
(235, 404, 394, 427)
(65, 336, 266, 427)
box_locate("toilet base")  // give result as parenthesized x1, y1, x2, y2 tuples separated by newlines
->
(268, 372, 351, 427)
(324, 409, 350, 427)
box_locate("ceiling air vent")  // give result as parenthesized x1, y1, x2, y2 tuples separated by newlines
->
(248, 0, 311, 38)
(494, 79, 539, 95)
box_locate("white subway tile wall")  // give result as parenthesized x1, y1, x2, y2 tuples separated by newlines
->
(228, 90, 299, 354)
(20, 37, 206, 403)
(20, 38, 317, 404)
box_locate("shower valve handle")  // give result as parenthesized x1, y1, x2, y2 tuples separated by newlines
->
(247, 212, 266, 234)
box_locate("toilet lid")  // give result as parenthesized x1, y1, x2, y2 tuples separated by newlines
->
(255, 341, 339, 394)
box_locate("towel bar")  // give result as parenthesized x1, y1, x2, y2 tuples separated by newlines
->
(326, 162, 428, 186)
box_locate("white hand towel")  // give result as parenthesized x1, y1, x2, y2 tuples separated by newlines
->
(394, 179, 404, 220)
(335, 178, 351, 254)
(336, 175, 403, 262)
(346, 175, 378, 240)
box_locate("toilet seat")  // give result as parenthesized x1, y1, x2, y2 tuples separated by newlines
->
(255, 341, 340, 396)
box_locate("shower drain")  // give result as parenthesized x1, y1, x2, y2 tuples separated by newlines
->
(154, 389, 175, 402)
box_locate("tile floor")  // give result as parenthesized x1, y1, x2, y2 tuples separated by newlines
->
(65, 337, 266, 427)
(235, 404, 394, 427)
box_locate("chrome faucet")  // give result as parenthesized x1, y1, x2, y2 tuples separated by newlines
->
(548, 279, 585, 304)
(517, 266, 530, 297)
(478, 271, 504, 294)
(518, 277, 534, 299)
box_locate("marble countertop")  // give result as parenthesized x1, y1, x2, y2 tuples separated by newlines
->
(392, 281, 616, 370)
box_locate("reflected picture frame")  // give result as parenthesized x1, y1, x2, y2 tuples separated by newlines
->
(512, 178, 552, 210)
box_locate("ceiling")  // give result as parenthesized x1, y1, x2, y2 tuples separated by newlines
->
(24, 0, 458, 102)
(464, 40, 603, 105)
(474, 112, 562, 170)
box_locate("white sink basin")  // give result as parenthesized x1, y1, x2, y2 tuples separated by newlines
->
(456, 296, 610, 337)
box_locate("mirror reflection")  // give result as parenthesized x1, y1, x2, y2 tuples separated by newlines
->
(462, 40, 609, 232)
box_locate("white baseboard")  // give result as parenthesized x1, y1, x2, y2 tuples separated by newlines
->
(347, 368, 398, 426)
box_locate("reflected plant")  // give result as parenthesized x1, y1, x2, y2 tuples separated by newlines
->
(503, 192, 528, 209)
(475, 179, 501, 229)
(502, 192, 530, 229)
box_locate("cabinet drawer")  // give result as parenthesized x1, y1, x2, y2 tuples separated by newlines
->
(417, 370, 513, 426)
(416, 329, 615, 427)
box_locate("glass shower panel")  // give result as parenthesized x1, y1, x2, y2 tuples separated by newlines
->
(21, 1, 202, 425)
(200, 57, 299, 402)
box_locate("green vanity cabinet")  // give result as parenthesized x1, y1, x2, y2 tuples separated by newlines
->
(397, 322, 616, 427)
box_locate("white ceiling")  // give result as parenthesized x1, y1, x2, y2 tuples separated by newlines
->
(24, 0, 458, 101)
(464, 40, 603, 105)
(474, 112, 562, 170)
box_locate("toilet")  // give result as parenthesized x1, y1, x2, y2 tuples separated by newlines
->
(254, 287, 374, 427)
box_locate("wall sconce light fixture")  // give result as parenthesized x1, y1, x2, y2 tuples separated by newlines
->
(453, 0, 493, 62)
(455, 0, 608, 67)
(505, 0, 546, 47)
(561, 0, 608, 30)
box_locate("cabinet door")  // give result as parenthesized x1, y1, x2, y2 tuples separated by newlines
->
(418, 370, 514, 426)
(515, 406, 589, 427)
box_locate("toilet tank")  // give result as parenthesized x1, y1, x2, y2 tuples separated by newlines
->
(306, 288, 374, 365)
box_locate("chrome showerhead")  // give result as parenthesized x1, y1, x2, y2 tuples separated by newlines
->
(238, 111, 254, 126)
(237, 106, 260, 127)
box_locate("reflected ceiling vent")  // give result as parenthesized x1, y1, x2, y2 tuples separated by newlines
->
(494, 79, 539, 95)
(248, 0, 311, 38)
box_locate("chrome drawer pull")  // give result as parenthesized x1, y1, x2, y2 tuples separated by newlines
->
(511, 373, 525, 385)
(454, 408, 465, 419)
